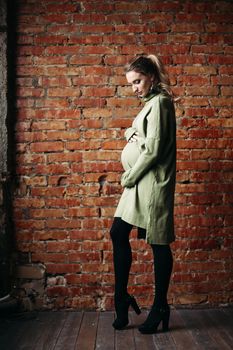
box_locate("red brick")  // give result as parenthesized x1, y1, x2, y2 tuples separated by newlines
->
(184, 108, 217, 117)
(85, 148, 117, 160)
(47, 88, 81, 97)
(31, 121, 66, 131)
(81, 45, 114, 55)
(177, 139, 206, 149)
(82, 108, 111, 119)
(149, 2, 182, 11)
(47, 153, 82, 163)
(69, 55, 102, 65)
(66, 184, 100, 197)
(14, 198, 45, 208)
(191, 44, 223, 53)
(30, 209, 65, 219)
(82, 2, 114, 12)
(17, 87, 44, 97)
(189, 129, 222, 139)
(208, 55, 233, 64)
(210, 97, 233, 107)
(221, 87, 233, 96)
(201, 34, 225, 44)
(81, 25, 114, 33)
(46, 217, 82, 229)
(186, 86, 218, 96)
(15, 220, 45, 230)
(183, 66, 217, 75)
(16, 153, 46, 164)
(183, 97, 209, 107)
(35, 164, 70, 175)
(178, 75, 210, 86)
(67, 207, 99, 218)
(191, 149, 224, 160)
(66, 140, 101, 151)
(172, 23, 204, 33)
(173, 54, 206, 64)
(45, 46, 81, 55)
(82, 87, 115, 97)
(44, 4, 79, 13)
(40, 14, 70, 24)
(46, 264, 81, 274)
(34, 56, 67, 65)
(68, 252, 101, 263)
(47, 241, 81, 253)
(211, 75, 233, 85)
(18, 46, 45, 56)
(35, 99, 69, 108)
(73, 98, 106, 108)
(42, 77, 72, 87)
(177, 161, 209, 171)
(46, 131, 81, 142)
(47, 286, 69, 297)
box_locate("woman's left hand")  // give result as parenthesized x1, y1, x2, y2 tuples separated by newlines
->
(121, 169, 135, 188)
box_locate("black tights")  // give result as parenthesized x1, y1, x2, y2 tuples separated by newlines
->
(110, 217, 173, 308)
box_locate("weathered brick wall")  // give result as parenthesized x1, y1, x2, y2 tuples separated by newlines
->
(14, 0, 233, 309)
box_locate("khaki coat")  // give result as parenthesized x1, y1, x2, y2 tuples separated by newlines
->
(114, 91, 176, 244)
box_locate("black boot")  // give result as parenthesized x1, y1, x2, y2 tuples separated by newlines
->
(139, 244, 173, 334)
(138, 305, 170, 334)
(113, 295, 141, 330)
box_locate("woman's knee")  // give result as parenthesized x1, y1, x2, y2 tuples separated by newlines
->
(151, 244, 172, 258)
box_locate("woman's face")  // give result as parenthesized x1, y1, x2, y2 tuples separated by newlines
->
(126, 70, 154, 98)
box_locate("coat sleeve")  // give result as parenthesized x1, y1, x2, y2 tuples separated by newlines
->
(121, 95, 173, 188)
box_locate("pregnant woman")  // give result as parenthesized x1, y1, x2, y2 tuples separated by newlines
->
(110, 55, 176, 334)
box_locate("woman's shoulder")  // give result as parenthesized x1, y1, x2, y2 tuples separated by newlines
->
(151, 93, 174, 109)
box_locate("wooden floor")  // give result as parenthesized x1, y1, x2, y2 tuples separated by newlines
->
(0, 308, 233, 349)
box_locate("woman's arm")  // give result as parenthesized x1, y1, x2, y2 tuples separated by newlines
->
(121, 95, 174, 188)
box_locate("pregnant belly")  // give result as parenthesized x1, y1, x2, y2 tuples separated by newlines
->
(121, 142, 141, 171)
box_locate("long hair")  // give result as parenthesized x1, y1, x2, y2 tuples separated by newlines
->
(125, 54, 174, 99)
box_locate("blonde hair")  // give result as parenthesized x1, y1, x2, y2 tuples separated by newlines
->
(125, 54, 174, 99)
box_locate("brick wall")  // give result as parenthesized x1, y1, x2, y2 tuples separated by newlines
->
(14, 0, 233, 309)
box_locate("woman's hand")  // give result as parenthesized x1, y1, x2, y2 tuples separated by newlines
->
(128, 131, 139, 143)
(121, 169, 135, 188)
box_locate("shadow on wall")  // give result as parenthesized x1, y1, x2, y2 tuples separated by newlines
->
(0, 0, 18, 308)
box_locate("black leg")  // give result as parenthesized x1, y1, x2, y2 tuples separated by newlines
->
(138, 244, 173, 334)
(151, 244, 173, 308)
(110, 218, 142, 329)
(110, 217, 133, 299)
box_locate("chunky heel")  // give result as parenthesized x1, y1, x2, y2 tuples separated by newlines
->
(138, 305, 170, 334)
(112, 294, 141, 330)
(130, 296, 141, 315)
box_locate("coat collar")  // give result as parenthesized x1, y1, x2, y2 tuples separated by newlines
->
(142, 86, 161, 103)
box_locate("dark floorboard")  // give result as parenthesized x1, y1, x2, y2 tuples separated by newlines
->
(0, 307, 232, 350)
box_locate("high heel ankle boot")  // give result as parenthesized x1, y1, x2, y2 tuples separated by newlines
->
(112, 295, 141, 330)
(138, 305, 170, 334)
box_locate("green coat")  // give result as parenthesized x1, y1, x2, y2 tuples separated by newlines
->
(114, 91, 176, 244)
